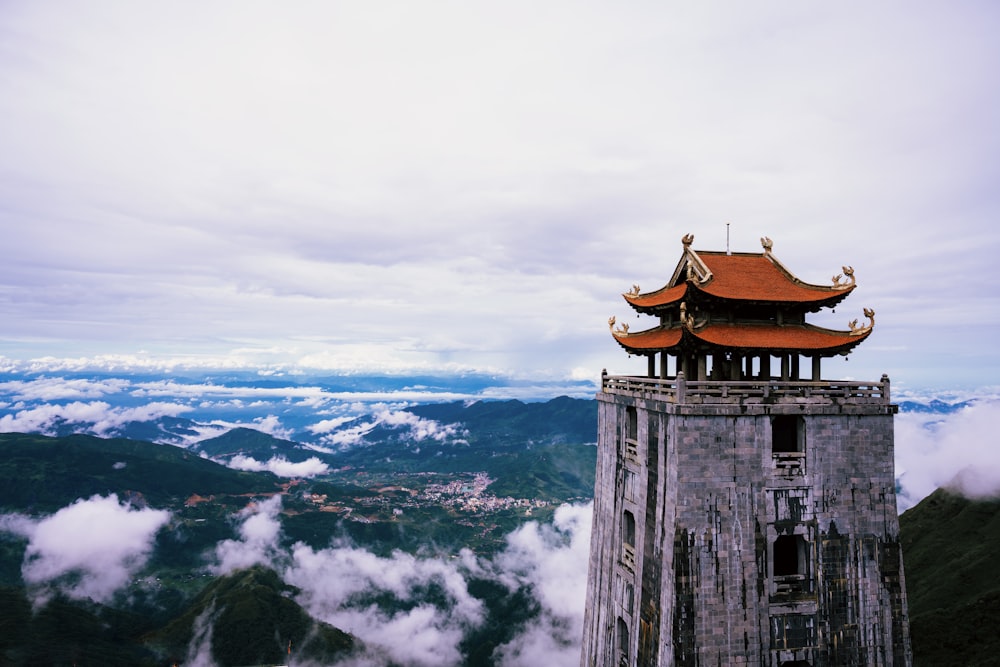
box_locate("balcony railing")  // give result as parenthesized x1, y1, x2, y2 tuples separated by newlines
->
(622, 544, 636, 572)
(773, 451, 806, 475)
(601, 372, 891, 406)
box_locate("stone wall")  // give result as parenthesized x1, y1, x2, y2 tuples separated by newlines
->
(580, 392, 911, 667)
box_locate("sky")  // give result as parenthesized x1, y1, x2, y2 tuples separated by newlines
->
(2, 1, 999, 390)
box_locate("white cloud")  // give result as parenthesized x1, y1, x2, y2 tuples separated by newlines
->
(227, 454, 329, 478)
(209, 495, 286, 576)
(314, 405, 468, 451)
(0, 376, 130, 401)
(1, 494, 171, 605)
(0, 399, 193, 435)
(896, 399, 1000, 511)
(307, 416, 357, 435)
(0, 3, 997, 385)
(374, 408, 467, 443)
(490, 503, 592, 667)
(284, 543, 484, 667)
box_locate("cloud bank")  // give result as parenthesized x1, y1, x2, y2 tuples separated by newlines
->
(896, 398, 1000, 511)
(0, 399, 193, 436)
(202, 496, 592, 666)
(226, 454, 330, 478)
(0, 494, 171, 605)
(490, 503, 592, 667)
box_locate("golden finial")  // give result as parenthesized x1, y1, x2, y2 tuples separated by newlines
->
(760, 236, 773, 253)
(832, 265, 856, 289)
(682, 233, 694, 246)
(848, 308, 875, 335)
(609, 316, 630, 336)
(624, 284, 641, 297)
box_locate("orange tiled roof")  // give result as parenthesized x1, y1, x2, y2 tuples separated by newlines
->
(698, 252, 852, 303)
(612, 322, 870, 355)
(623, 283, 688, 309)
(622, 248, 854, 311)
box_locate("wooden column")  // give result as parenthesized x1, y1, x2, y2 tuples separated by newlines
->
(812, 355, 822, 381)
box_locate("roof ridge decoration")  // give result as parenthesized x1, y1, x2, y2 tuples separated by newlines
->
(848, 307, 875, 336)
(608, 316, 629, 336)
(681, 234, 713, 284)
(832, 266, 856, 290)
(757, 235, 859, 294)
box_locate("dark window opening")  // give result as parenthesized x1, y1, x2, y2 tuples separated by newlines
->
(621, 510, 636, 571)
(772, 415, 803, 453)
(773, 534, 812, 598)
(622, 510, 636, 547)
(617, 617, 629, 660)
(772, 415, 805, 475)
(624, 406, 639, 463)
(773, 535, 804, 576)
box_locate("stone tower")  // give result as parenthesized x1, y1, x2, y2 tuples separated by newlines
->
(581, 235, 910, 666)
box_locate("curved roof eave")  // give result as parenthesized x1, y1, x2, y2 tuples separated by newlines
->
(610, 321, 873, 356)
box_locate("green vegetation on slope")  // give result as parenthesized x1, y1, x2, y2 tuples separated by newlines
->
(148, 566, 354, 666)
(0, 432, 278, 513)
(899, 488, 1000, 667)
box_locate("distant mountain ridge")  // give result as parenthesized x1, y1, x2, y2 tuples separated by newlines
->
(0, 432, 275, 514)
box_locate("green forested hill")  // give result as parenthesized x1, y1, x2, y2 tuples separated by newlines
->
(147, 566, 355, 665)
(196, 426, 313, 461)
(407, 396, 597, 446)
(900, 489, 1000, 666)
(0, 432, 277, 512)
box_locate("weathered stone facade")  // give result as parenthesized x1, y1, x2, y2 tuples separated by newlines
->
(581, 377, 911, 666)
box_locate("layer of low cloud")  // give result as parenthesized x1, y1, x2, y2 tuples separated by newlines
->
(204, 496, 592, 666)
(896, 398, 1000, 511)
(0, 494, 171, 605)
(209, 495, 286, 575)
(317, 406, 467, 450)
(490, 503, 592, 667)
(227, 454, 329, 478)
(0, 399, 193, 435)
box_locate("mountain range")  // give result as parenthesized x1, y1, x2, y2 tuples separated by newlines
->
(0, 395, 997, 665)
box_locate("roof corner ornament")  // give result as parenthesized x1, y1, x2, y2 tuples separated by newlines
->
(624, 284, 641, 297)
(760, 236, 773, 254)
(680, 301, 695, 330)
(682, 233, 694, 247)
(848, 307, 875, 335)
(832, 266, 856, 290)
(609, 316, 630, 336)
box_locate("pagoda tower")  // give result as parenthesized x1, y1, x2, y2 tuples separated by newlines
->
(581, 235, 910, 666)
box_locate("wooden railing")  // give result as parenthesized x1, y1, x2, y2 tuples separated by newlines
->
(601, 372, 891, 405)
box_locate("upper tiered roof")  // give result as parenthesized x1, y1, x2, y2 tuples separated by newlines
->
(610, 234, 874, 358)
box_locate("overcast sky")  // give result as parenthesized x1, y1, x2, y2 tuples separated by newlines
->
(1, 2, 998, 389)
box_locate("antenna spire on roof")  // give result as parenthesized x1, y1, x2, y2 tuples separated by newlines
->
(726, 223, 731, 255)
